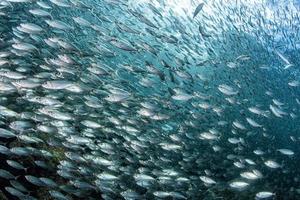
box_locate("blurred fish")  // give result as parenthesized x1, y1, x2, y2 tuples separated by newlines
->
(193, 3, 204, 18)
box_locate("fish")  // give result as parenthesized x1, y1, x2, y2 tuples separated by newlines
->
(109, 38, 137, 51)
(240, 170, 262, 180)
(19, 23, 43, 34)
(277, 149, 294, 156)
(255, 191, 274, 199)
(12, 42, 38, 52)
(200, 176, 216, 185)
(0, 169, 15, 179)
(233, 120, 247, 130)
(264, 160, 281, 169)
(288, 80, 299, 87)
(269, 104, 287, 118)
(218, 84, 238, 95)
(172, 92, 193, 101)
(5, 187, 26, 199)
(246, 117, 262, 127)
(7, 160, 26, 170)
(29, 9, 51, 17)
(73, 17, 92, 27)
(229, 181, 249, 190)
(45, 20, 72, 30)
(193, 3, 204, 18)
(0, 128, 16, 138)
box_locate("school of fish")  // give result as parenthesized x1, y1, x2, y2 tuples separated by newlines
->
(0, 0, 299, 199)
